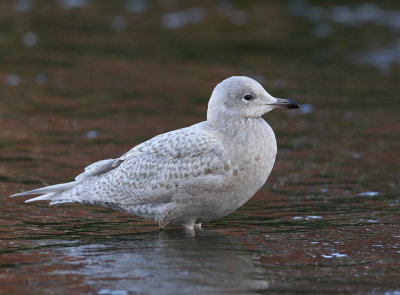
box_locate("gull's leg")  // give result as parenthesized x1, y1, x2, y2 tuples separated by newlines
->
(183, 220, 195, 231)
(158, 215, 169, 230)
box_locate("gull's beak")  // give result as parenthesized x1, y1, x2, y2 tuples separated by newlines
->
(269, 98, 300, 109)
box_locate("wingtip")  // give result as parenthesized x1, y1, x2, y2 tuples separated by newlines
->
(10, 188, 41, 198)
(9, 192, 26, 198)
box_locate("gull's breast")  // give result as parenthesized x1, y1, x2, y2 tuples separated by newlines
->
(232, 119, 277, 185)
(201, 119, 277, 220)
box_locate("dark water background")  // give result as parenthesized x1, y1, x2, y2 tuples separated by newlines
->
(1, 1, 399, 294)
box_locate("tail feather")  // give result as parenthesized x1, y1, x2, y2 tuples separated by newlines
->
(9, 181, 78, 198)
(25, 193, 56, 203)
(10, 158, 117, 204)
(10, 181, 80, 204)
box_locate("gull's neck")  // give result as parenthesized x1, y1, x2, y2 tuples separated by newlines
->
(207, 115, 265, 137)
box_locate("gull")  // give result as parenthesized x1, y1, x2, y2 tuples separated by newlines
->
(10, 76, 300, 230)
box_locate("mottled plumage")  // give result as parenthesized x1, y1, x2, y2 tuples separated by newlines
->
(11, 76, 299, 230)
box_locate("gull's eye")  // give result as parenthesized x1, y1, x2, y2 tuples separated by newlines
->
(243, 94, 254, 101)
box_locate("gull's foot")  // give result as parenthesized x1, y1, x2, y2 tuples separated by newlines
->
(183, 220, 195, 231)
(183, 221, 202, 231)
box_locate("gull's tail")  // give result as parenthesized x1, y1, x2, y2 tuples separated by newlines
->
(10, 158, 117, 204)
(9, 181, 78, 204)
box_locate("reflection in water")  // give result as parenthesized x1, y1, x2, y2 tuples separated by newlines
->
(14, 0, 34, 12)
(58, 0, 89, 9)
(288, 1, 400, 28)
(161, 8, 207, 29)
(6, 74, 21, 87)
(41, 230, 268, 294)
(125, 0, 148, 14)
(287, 1, 400, 70)
(354, 40, 400, 72)
(21, 31, 37, 48)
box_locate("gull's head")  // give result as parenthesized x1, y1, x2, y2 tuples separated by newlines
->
(207, 76, 300, 126)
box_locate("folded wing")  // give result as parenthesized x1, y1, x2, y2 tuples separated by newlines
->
(11, 125, 224, 209)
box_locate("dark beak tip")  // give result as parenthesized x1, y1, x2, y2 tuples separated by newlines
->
(288, 99, 301, 109)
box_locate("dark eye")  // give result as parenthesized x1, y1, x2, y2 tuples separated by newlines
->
(243, 94, 254, 101)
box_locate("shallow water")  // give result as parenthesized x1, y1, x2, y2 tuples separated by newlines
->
(1, 1, 399, 294)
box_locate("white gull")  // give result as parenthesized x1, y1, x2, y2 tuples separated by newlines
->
(11, 76, 300, 230)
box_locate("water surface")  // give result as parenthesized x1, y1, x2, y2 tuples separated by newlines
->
(1, 1, 399, 294)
